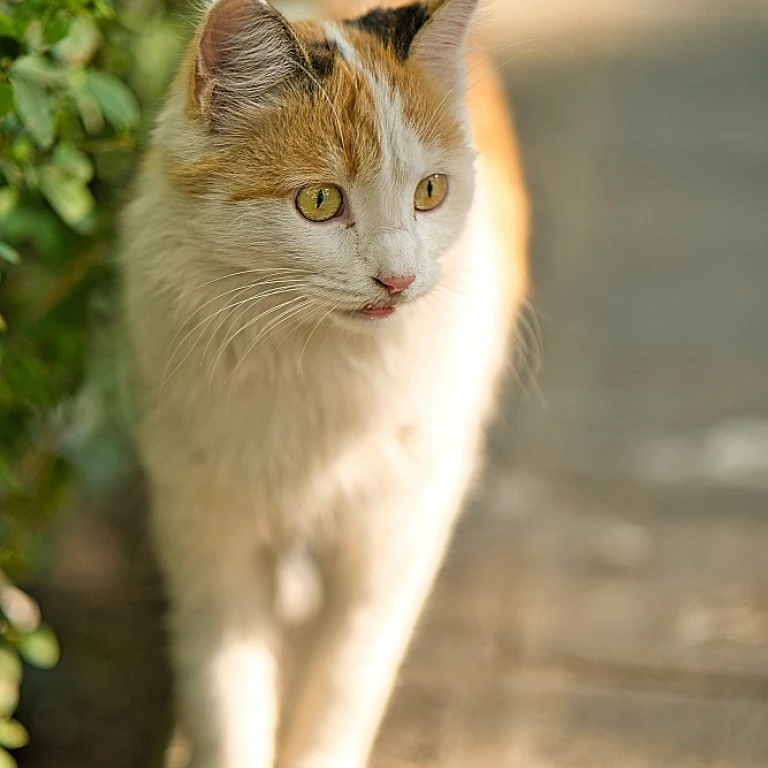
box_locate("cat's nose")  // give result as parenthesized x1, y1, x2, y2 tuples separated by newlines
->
(374, 274, 416, 295)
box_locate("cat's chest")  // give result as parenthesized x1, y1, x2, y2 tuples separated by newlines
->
(154, 364, 428, 532)
(226, 359, 410, 462)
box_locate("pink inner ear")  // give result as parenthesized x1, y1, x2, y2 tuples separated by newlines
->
(195, 0, 262, 105)
(411, 0, 478, 69)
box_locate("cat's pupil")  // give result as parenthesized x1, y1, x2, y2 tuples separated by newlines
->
(427, 179, 434, 197)
(316, 189, 325, 208)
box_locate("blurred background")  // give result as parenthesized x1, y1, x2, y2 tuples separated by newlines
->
(1, 0, 767, 766)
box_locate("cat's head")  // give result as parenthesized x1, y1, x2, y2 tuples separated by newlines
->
(161, 0, 479, 328)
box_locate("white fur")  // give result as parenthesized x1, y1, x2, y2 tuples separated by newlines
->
(120, 1, 523, 766)
(323, 22, 359, 66)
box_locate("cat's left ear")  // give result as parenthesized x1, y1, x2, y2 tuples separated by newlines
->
(410, 0, 479, 74)
(193, 0, 309, 122)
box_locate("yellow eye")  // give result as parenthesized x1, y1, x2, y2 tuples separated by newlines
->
(296, 184, 344, 222)
(414, 174, 448, 212)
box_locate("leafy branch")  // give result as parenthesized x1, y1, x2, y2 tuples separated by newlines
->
(1, 0, 185, 761)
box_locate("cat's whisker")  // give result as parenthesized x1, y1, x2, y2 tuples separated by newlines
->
(422, 39, 563, 143)
(244, 299, 312, 358)
(169, 272, 308, 334)
(186, 267, 310, 294)
(430, 280, 544, 401)
(269, 302, 317, 359)
(297, 305, 335, 375)
(467, 48, 554, 98)
(162, 282, 305, 389)
(224, 300, 312, 393)
(199, 285, 304, 365)
(519, 298, 545, 361)
(209, 294, 306, 392)
(470, 37, 566, 77)
(168, 276, 301, 354)
(171, 269, 309, 308)
(225, 300, 314, 412)
(198, 295, 256, 370)
(511, 316, 539, 382)
(162, 284, 257, 391)
(510, 315, 548, 408)
(513, 301, 547, 401)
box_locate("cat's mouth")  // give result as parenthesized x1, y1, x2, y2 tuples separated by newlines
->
(336, 291, 420, 324)
(356, 304, 396, 319)
(336, 303, 398, 324)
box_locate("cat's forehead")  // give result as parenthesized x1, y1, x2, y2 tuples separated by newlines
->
(173, 11, 466, 201)
(290, 16, 461, 148)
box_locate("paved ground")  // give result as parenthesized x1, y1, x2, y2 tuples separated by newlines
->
(15, 4, 768, 767)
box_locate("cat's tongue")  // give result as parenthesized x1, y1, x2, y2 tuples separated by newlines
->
(359, 305, 395, 319)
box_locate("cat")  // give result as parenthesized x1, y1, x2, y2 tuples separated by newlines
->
(120, 0, 528, 765)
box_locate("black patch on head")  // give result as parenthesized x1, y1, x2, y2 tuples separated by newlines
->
(305, 39, 338, 80)
(345, 3, 431, 62)
(306, 40, 339, 80)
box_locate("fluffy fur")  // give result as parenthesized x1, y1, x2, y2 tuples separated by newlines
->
(120, 0, 528, 765)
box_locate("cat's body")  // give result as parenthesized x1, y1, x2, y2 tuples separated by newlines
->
(120, 0, 527, 765)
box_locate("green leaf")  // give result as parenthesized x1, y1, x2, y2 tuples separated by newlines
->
(0, 720, 28, 750)
(85, 71, 139, 131)
(0, 84, 13, 119)
(18, 625, 60, 669)
(52, 17, 100, 64)
(9, 137, 33, 164)
(132, 18, 187, 104)
(92, 0, 116, 19)
(0, 584, 40, 633)
(0, 680, 18, 717)
(7, 75, 54, 149)
(0, 14, 16, 40)
(9, 56, 63, 89)
(0, 747, 18, 768)
(73, 88, 105, 135)
(0, 244, 20, 266)
(53, 143, 94, 184)
(0, 649, 21, 685)
(43, 13, 70, 46)
(0, 189, 17, 218)
(39, 165, 96, 231)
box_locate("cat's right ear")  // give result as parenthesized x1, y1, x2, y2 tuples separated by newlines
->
(193, 0, 307, 122)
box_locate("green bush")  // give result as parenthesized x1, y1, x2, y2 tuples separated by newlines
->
(0, 0, 186, 761)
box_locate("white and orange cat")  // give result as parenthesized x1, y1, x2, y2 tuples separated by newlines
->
(120, 0, 527, 765)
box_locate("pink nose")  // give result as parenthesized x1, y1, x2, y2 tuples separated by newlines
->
(375, 274, 416, 295)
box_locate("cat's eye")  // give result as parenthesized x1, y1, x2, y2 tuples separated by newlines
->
(414, 174, 448, 212)
(296, 184, 344, 222)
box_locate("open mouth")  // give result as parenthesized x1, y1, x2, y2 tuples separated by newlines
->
(356, 304, 396, 319)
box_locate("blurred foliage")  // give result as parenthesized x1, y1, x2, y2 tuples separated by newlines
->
(0, 0, 188, 761)
(0, 0, 186, 574)
(0, 572, 59, 766)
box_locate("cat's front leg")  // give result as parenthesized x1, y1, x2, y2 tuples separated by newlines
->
(152, 486, 281, 768)
(278, 464, 468, 768)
